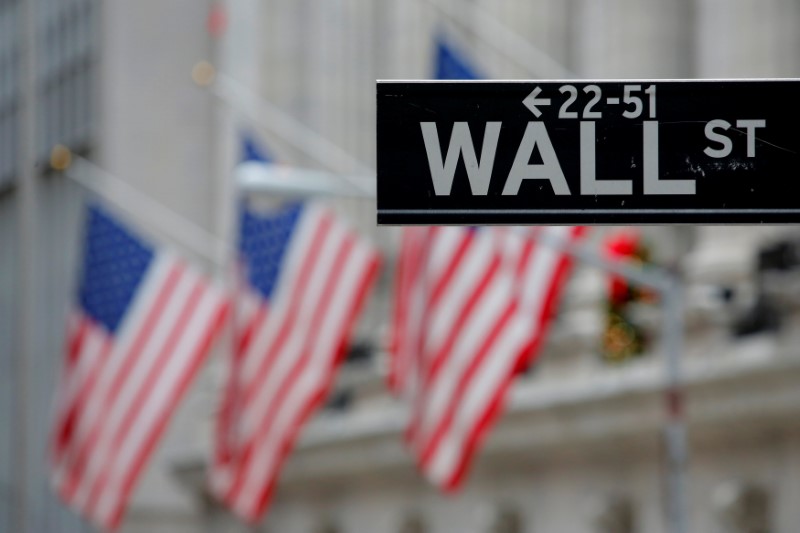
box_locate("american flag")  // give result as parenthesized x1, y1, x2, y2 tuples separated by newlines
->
(389, 225, 585, 490)
(211, 202, 380, 522)
(50, 205, 229, 531)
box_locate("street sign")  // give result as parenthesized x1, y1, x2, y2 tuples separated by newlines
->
(377, 80, 800, 224)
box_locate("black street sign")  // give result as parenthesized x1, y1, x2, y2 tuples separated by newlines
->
(377, 80, 800, 225)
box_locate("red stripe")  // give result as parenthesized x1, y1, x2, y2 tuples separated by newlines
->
(248, 248, 381, 521)
(389, 228, 432, 394)
(406, 251, 501, 446)
(388, 230, 419, 392)
(514, 234, 537, 279)
(421, 251, 501, 398)
(443, 227, 587, 490)
(215, 305, 269, 462)
(238, 215, 333, 411)
(236, 304, 268, 355)
(419, 299, 519, 472)
(52, 317, 90, 461)
(61, 261, 185, 503)
(85, 274, 208, 518)
(248, 379, 331, 522)
(443, 335, 534, 492)
(67, 316, 89, 366)
(56, 331, 113, 498)
(52, 328, 101, 462)
(106, 295, 229, 531)
(406, 229, 476, 431)
(332, 251, 381, 369)
(214, 216, 336, 497)
(226, 234, 356, 508)
(426, 231, 472, 311)
(392, 226, 587, 491)
(418, 230, 470, 369)
(520, 227, 586, 371)
(215, 303, 267, 468)
(59, 326, 114, 501)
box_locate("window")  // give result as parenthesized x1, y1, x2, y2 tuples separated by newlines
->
(0, 0, 97, 191)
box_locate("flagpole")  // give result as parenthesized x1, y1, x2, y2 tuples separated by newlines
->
(60, 155, 228, 268)
(210, 74, 376, 195)
(15, 0, 39, 529)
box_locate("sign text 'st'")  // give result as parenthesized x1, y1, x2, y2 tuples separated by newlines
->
(376, 80, 800, 224)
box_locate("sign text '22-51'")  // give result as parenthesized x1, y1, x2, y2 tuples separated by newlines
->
(377, 80, 800, 224)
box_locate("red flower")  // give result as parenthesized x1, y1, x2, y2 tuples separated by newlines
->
(604, 231, 641, 305)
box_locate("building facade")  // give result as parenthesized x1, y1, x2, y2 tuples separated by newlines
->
(1, 1, 800, 532)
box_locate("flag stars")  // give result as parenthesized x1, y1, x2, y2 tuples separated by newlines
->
(55, 204, 228, 530)
(78, 206, 154, 333)
(239, 203, 303, 300)
(211, 201, 380, 521)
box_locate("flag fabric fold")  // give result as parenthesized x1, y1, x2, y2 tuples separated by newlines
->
(210, 201, 380, 522)
(389, 226, 585, 491)
(50, 204, 229, 531)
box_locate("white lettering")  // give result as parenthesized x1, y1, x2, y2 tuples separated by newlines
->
(644, 121, 695, 195)
(420, 122, 501, 195)
(580, 122, 631, 195)
(703, 119, 733, 158)
(736, 119, 766, 158)
(502, 122, 570, 196)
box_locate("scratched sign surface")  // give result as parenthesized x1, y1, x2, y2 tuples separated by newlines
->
(377, 80, 800, 224)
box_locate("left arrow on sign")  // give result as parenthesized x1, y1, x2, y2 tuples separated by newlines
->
(522, 86, 551, 118)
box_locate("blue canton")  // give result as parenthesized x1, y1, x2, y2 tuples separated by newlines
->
(434, 36, 482, 80)
(241, 133, 272, 163)
(78, 205, 154, 334)
(239, 203, 304, 301)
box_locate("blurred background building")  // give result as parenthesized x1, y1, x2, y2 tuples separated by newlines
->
(1, 0, 800, 532)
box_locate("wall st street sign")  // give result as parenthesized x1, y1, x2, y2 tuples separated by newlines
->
(376, 80, 800, 224)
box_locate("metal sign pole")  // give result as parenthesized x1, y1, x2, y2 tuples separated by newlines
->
(663, 279, 690, 533)
(519, 230, 689, 533)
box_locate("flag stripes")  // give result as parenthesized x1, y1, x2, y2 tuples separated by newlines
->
(211, 203, 379, 522)
(51, 207, 228, 531)
(53, 195, 584, 529)
(390, 226, 584, 490)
